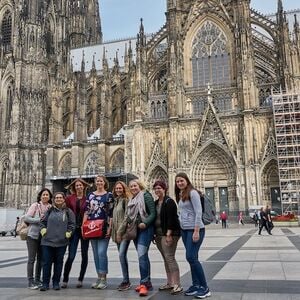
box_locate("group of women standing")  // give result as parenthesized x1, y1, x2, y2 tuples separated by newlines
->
(24, 172, 210, 299)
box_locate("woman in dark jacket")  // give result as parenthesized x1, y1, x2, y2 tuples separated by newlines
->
(62, 178, 91, 288)
(40, 192, 75, 291)
(153, 180, 182, 295)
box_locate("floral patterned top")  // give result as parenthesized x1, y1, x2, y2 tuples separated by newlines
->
(85, 192, 114, 221)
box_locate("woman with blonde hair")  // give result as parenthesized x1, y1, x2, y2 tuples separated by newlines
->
(111, 181, 131, 291)
(83, 175, 114, 290)
(62, 178, 91, 288)
(118, 179, 156, 297)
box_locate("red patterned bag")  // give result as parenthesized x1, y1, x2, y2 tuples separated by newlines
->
(82, 219, 106, 239)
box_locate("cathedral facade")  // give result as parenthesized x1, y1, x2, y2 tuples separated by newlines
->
(1, 0, 300, 215)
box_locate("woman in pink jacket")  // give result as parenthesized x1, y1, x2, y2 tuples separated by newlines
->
(24, 188, 52, 289)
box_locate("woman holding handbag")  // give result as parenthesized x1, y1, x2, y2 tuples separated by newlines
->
(61, 178, 91, 289)
(111, 181, 132, 291)
(24, 188, 52, 289)
(125, 179, 156, 297)
(153, 180, 182, 295)
(82, 175, 114, 290)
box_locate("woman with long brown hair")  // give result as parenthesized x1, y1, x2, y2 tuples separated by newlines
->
(175, 172, 210, 299)
(25, 188, 52, 289)
(62, 178, 91, 288)
(112, 181, 132, 291)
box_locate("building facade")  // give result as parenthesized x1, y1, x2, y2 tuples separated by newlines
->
(0, 0, 299, 215)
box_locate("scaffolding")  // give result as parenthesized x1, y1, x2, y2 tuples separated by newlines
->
(272, 89, 300, 215)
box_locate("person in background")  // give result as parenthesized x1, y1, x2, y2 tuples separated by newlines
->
(253, 210, 259, 227)
(265, 205, 274, 232)
(14, 217, 20, 237)
(24, 188, 52, 289)
(62, 178, 91, 289)
(238, 212, 244, 225)
(220, 211, 227, 228)
(83, 175, 114, 290)
(153, 180, 182, 295)
(111, 181, 132, 291)
(258, 207, 272, 235)
(125, 179, 156, 297)
(175, 172, 211, 299)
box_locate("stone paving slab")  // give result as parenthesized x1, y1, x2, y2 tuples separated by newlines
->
(1, 225, 300, 299)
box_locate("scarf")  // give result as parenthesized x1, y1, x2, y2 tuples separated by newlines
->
(127, 190, 148, 222)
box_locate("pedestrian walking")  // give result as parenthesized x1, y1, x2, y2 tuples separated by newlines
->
(220, 211, 227, 228)
(238, 212, 244, 225)
(62, 178, 90, 289)
(175, 172, 211, 299)
(153, 180, 182, 295)
(24, 188, 52, 289)
(258, 207, 272, 235)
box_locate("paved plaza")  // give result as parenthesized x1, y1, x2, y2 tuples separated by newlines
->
(1, 224, 300, 299)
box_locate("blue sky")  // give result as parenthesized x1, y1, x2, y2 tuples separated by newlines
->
(101, 0, 299, 41)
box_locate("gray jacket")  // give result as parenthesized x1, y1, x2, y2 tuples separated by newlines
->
(40, 206, 75, 247)
(178, 189, 205, 230)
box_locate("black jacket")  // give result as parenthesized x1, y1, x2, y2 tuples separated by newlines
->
(155, 196, 180, 236)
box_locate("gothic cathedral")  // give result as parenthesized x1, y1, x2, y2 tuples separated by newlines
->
(0, 0, 299, 216)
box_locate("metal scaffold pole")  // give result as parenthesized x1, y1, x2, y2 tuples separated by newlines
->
(272, 89, 300, 222)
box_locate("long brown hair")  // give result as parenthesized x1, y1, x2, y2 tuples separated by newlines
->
(112, 181, 131, 200)
(65, 178, 91, 195)
(175, 172, 194, 202)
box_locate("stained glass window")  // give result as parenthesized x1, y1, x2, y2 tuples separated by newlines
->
(5, 84, 13, 130)
(192, 21, 231, 87)
(1, 11, 12, 51)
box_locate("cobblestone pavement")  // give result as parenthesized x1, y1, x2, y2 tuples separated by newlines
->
(1, 224, 300, 299)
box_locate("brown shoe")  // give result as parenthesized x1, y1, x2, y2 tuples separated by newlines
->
(76, 281, 83, 288)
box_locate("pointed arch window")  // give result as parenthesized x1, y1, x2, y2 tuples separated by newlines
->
(191, 21, 231, 87)
(87, 95, 97, 136)
(1, 10, 12, 52)
(85, 152, 99, 175)
(5, 83, 14, 130)
(59, 153, 72, 176)
(63, 97, 74, 138)
(0, 160, 9, 207)
(110, 149, 124, 173)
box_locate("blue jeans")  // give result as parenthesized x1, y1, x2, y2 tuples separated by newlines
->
(42, 245, 67, 287)
(181, 229, 208, 289)
(134, 225, 154, 284)
(63, 228, 89, 282)
(117, 240, 130, 282)
(91, 238, 110, 274)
